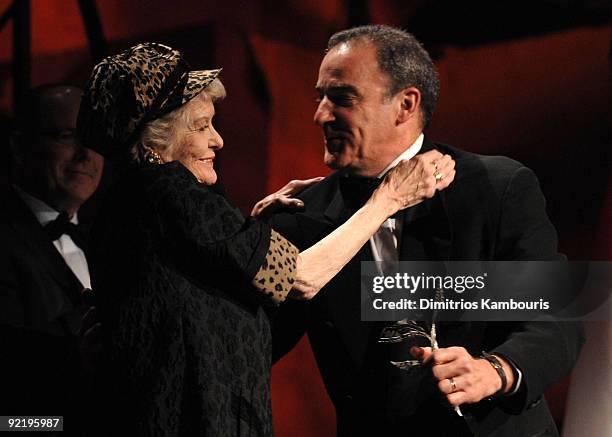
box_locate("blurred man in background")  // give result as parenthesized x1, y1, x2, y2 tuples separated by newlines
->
(0, 84, 103, 435)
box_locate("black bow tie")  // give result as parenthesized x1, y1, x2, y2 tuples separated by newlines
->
(43, 211, 87, 250)
(339, 175, 382, 210)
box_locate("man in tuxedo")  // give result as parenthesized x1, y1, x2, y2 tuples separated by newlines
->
(271, 25, 583, 436)
(0, 84, 103, 432)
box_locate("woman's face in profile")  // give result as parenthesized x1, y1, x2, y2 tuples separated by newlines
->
(172, 98, 224, 185)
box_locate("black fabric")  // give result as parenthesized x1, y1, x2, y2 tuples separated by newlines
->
(43, 211, 88, 253)
(270, 138, 583, 437)
(338, 174, 382, 211)
(0, 186, 91, 436)
(90, 161, 280, 437)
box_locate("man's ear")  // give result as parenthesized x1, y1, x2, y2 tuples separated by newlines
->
(396, 87, 421, 125)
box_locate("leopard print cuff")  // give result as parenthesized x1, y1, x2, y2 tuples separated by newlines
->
(252, 230, 298, 305)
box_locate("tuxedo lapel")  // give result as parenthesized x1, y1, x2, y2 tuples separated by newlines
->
(309, 179, 379, 369)
(4, 188, 84, 306)
(399, 192, 452, 262)
(398, 137, 453, 262)
(323, 183, 353, 225)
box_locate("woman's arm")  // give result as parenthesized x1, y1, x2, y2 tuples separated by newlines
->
(291, 150, 455, 299)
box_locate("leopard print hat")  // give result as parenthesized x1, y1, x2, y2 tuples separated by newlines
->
(77, 42, 221, 158)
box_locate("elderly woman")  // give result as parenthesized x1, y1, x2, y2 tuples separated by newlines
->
(76, 43, 454, 436)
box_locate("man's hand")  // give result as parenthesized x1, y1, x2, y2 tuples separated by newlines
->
(413, 346, 515, 407)
(375, 150, 455, 215)
(250, 177, 324, 219)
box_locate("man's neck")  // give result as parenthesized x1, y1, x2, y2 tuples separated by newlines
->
(375, 133, 425, 178)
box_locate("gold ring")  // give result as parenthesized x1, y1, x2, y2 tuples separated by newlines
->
(449, 378, 457, 393)
(434, 171, 444, 182)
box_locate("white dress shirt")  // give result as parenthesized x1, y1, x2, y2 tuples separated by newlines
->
(369, 133, 424, 270)
(16, 187, 92, 290)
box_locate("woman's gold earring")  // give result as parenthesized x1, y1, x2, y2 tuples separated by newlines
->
(144, 148, 163, 165)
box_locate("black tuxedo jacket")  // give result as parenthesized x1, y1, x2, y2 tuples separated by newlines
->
(271, 139, 584, 437)
(0, 186, 88, 432)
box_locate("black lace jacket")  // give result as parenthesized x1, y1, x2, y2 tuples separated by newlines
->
(90, 161, 297, 437)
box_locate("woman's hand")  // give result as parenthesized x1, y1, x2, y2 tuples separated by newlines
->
(250, 177, 324, 219)
(372, 150, 455, 216)
(287, 151, 454, 301)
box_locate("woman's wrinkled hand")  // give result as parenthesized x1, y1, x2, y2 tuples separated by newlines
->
(250, 177, 324, 219)
(374, 150, 455, 214)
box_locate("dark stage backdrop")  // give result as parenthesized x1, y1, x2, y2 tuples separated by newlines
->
(0, 1, 609, 435)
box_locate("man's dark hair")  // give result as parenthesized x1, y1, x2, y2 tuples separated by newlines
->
(327, 25, 439, 128)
